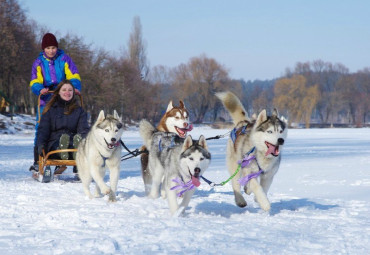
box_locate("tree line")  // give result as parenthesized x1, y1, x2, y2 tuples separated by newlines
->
(1, 0, 369, 127)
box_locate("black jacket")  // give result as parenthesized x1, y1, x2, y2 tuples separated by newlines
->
(37, 96, 90, 152)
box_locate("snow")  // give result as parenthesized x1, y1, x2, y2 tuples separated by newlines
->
(0, 114, 369, 254)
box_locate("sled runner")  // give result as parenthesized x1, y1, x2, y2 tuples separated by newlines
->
(32, 91, 83, 183)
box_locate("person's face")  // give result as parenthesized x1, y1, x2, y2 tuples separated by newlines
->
(44, 46, 57, 58)
(59, 84, 74, 101)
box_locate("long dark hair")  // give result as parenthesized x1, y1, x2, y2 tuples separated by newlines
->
(43, 80, 80, 115)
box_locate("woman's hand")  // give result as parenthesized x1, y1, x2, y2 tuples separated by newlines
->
(40, 88, 49, 95)
(75, 89, 81, 95)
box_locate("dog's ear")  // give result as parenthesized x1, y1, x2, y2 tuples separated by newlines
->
(113, 110, 122, 121)
(97, 110, 105, 123)
(272, 108, 279, 117)
(179, 100, 185, 109)
(182, 135, 193, 151)
(256, 109, 267, 126)
(251, 113, 257, 121)
(166, 101, 174, 113)
(198, 135, 208, 150)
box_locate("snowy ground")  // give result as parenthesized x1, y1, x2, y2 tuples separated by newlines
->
(0, 115, 369, 254)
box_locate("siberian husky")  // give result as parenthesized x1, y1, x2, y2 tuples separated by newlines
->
(140, 100, 193, 194)
(139, 119, 210, 215)
(76, 110, 124, 202)
(216, 91, 287, 211)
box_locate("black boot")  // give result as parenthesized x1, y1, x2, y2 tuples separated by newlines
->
(29, 146, 39, 172)
(73, 166, 80, 182)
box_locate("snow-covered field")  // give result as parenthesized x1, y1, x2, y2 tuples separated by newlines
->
(0, 115, 369, 254)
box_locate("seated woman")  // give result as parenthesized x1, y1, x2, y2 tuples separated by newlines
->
(37, 79, 89, 173)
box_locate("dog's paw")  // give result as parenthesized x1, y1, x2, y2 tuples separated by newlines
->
(260, 201, 271, 212)
(258, 197, 271, 211)
(236, 201, 247, 208)
(108, 192, 117, 202)
(235, 193, 247, 208)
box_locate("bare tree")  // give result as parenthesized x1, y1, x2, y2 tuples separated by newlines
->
(0, 0, 37, 116)
(172, 54, 237, 123)
(128, 16, 149, 80)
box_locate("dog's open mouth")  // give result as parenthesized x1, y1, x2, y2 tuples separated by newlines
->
(265, 141, 280, 157)
(104, 139, 120, 150)
(175, 124, 193, 138)
(189, 167, 201, 187)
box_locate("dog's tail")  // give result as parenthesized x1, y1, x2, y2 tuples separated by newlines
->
(216, 91, 249, 125)
(139, 119, 156, 147)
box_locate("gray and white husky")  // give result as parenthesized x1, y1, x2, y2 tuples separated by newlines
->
(139, 119, 211, 215)
(76, 110, 124, 202)
(216, 91, 287, 211)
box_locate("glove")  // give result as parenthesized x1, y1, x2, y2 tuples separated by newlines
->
(38, 145, 45, 156)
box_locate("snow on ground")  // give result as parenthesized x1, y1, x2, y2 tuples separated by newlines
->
(0, 114, 369, 254)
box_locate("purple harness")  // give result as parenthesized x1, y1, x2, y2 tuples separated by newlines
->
(171, 178, 196, 197)
(237, 147, 264, 186)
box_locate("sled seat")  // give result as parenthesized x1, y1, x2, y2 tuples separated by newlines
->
(38, 149, 77, 175)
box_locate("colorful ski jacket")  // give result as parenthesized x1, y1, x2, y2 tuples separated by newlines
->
(30, 49, 81, 104)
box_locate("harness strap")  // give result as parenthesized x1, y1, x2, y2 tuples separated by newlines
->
(99, 153, 109, 167)
(158, 136, 176, 152)
(238, 170, 263, 186)
(201, 146, 263, 187)
(120, 140, 148, 161)
(205, 130, 231, 141)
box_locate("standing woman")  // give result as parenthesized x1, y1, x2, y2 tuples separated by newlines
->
(29, 32, 82, 171)
(36, 80, 89, 175)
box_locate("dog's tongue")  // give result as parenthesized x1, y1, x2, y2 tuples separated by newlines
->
(185, 124, 193, 132)
(265, 143, 278, 156)
(191, 176, 201, 187)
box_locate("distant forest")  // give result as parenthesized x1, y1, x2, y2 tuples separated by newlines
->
(1, 0, 369, 127)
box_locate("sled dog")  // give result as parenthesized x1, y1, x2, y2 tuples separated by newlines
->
(139, 119, 210, 215)
(216, 91, 287, 211)
(76, 110, 124, 202)
(140, 100, 193, 194)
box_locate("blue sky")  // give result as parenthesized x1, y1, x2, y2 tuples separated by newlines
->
(21, 0, 370, 81)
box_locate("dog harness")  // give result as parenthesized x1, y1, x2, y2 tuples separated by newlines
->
(230, 125, 247, 144)
(158, 136, 176, 152)
(158, 134, 185, 152)
(201, 147, 264, 187)
(236, 147, 264, 186)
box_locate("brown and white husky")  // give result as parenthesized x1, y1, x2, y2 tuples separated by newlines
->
(140, 100, 193, 195)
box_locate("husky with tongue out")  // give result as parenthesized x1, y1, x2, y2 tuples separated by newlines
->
(139, 119, 210, 216)
(216, 91, 287, 212)
(76, 110, 124, 202)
